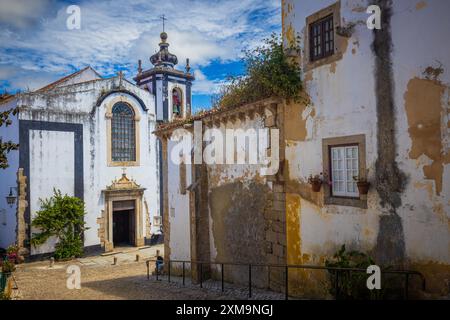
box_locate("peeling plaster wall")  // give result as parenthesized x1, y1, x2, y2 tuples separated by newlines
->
(205, 115, 281, 288)
(206, 116, 267, 190)
(206, 115, 267, 259)
(162, 109, 285, 288)
(390, 0, 450, 290)
(2, 77, 160, 254)
(283, 0, 380, 261)
(0, 98, 19, 249)
(283, 0, 450, 295)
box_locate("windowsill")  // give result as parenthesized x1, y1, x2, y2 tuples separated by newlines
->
(108, 161, 140, 167)
(304, 51, 343, 72)
(324, 195, 367, 209)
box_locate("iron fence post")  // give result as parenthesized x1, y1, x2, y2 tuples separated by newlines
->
(404, 274, 409, 300)
(168, 260, 171, 283)
(200, 263, 203, 288)
(146, 260, 149, 280)
(183, 262, 185, 286)
(285, 265, 289, 300)
(221, 263, 224, 292)
(335, 271, 339, 300)
(248, 264, 252, 298)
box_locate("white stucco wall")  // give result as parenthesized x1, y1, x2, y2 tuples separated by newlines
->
(390, 0, 450, 263)
(2, 76, 160, 254)
(283, 0, 450, 267)
(167, 133, 192, 261)
(29, 130, 75, 254)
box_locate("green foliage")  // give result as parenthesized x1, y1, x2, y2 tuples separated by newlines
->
(212, 33, 302, 109)
(0, 106, 20, 169)
(1, 260, 15, 273)
(325, 245, 384, 300)
(6, 244, 19, 255)
(31, 189, 88, 260)
(54, 234, 84, 260)
(0, 290, 11, 300)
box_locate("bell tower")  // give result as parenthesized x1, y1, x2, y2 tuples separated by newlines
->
(134, 30, 195, 122)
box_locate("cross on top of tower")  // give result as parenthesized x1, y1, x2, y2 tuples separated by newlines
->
(160, 14, 167, 32)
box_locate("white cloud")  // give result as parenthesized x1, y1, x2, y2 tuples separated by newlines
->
(191, 69, 227, 94)
(0, 65, 59, 91)
(0, 0, 281, 94)
(0, 0, 53, 29)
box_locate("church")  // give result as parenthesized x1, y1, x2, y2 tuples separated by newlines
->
(0, 31, 194, 258)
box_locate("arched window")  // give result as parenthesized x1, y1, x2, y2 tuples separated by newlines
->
(172, 88, 183, 118)
(111, 102, 136, 162)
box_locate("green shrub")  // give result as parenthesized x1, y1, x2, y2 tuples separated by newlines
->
(31, 189, 88, 260)
(1, 260, 15, 273)
(54, 234, 84, 260)
(212, 33, 302, 110)
(325, 245, 384, 300)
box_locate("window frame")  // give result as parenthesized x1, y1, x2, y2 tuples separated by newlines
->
(305, 1, 342, 71)
(106, 97, 141, 167)
(322, 134, 367, 209)
(309, 14, 335, 62)
(329, 144, 359, 198)
(111, 102, 136, 163)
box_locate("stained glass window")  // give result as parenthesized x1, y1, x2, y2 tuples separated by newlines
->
(111, 102, 136, 162)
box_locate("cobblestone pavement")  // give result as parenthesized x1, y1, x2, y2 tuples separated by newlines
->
(12, 245, 284, 300)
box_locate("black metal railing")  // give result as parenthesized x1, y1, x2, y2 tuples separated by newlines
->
(145, 259, 426, 300)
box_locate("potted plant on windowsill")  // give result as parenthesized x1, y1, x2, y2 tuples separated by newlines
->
(308, 173, 325, 192)
(353, 176, 370, 195)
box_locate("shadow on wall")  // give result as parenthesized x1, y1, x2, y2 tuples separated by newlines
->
(209, 181, 270, 288)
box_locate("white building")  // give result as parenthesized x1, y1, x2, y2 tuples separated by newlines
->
(0, 32, 194, 258)
(156, 0, 450, 297)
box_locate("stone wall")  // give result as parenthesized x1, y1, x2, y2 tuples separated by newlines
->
(16, 168, 29, 258)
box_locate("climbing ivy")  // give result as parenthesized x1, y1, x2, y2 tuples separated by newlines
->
(31, 189, 88, 260)
(212, 33, 302, 110)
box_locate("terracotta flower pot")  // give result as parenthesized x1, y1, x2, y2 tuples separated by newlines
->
(357, 181, 370, 195)
(310, 181, 322, 192)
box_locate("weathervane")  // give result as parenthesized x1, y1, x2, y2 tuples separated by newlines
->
(160, 14, 167, 32)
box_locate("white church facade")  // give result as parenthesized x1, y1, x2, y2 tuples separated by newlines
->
(0, 32, 194, 258)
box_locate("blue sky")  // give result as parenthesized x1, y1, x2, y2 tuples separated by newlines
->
(0, 0, 281, 111)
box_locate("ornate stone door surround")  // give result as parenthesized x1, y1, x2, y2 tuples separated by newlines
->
(101, 173, 146, 252)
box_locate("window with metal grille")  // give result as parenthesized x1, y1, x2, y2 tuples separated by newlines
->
(310, 14, 334, 62)
(330, 145, 359, 197)
(111, 102, 136, 162)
